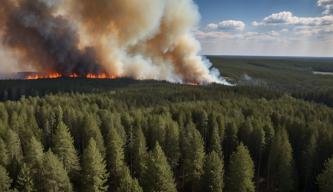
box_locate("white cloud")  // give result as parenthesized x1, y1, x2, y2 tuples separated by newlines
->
(253, 11, 333, 26)
(207, 20, 245, 31)
(195, 30, 236, 40)
(195, 30, 282, 42)
(318, 0, 333, 15)
(207, 23, 218, 30)
(199, 5, 333, 56)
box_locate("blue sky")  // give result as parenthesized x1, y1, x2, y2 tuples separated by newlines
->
(193, 0, 333, 56)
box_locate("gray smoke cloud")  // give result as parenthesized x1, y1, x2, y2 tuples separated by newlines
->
(0, 0, 103, 76)
(0, 0, 229, 84)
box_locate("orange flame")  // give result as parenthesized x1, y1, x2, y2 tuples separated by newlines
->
(86, 73, 117, 79)
(25, 73, 119, 80)
(26, 73, 62, 80)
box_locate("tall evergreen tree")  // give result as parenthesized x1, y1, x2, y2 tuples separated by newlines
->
(223, 121, 238, 162)
(25, 137, 44, 191)
(216, 114, 225, 143)
(105, 127, 125, 187)
(147, 116, 166, 150)
(193, 110, 208, 146)
(130, 127, 148, 182)
(0, 138, 9, 166)
(209, 125, 223, 158)
(82, 138, 109, 192)
(249, 126, 266, 180)
(317, 157, 333, 192)
(82, 114, 106, 155)
(40, 150, 72, 192)
(181, 122, 205, 191)
(43, 110, 57, 148)
(0, 165, 11, 192)
(16, 163, 35, 192)
(5, 129, 23, 186)
(25, 137, 44, 167)
(143, 143, 177, 192)
(238, 119, 254, 146)
(53, 121, 80, 178)
(6, 129, 23, 162)
(300, 133, 318, 192)
(116, 166, 143, 192)
(267, 129, 295, 192)
(163, 121, 180, 169)
(226, 143, 255, 192)
(202, 151, 224, 192)
(25, 137, 44, 165)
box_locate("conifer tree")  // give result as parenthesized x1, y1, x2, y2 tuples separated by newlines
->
(116, 166, 143, 192)
(82, 138, 109, 192)
(181, 122, 205, 191)
(0, 138, 9, 166)
(209, 125, 223, 158)
(317, 157, 333, 192)
(238, 119, 253, 146)
(202, 151, 224, 192)
(44, 110, 57, 148)
(193, 110, 208, 145)
(223, 121, 238, 162)
(53, 121, 80, 178)
(55, 106, 64, 126)
(163, 121, 180, 169)
(82, 114, 106, 155)
(147, 116, 166, 149)
(6, 129, 23, 161)
(40, 150, 72, 192)
(0, 165, 11, 192)
(25, 137, 44, 166)
(300, 133, 318, 191)
(25, 136, 44, 190)
(216, 114, 225, 143)
(105, 127, 125, 187)
(143, 143, 177, 192)
(226, 143, 255, 192)
(16, 163, 35, 192)
(267, 129, 295, 192)
(6, 129, 23, 186)
(130, 127, 148, 182)
(249, 126, 265, 180)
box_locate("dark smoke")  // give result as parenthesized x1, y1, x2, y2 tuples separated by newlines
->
(1, 0, 103, 76)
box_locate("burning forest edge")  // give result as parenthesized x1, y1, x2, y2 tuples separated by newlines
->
(24, 73, 119, 80)
(0, 0, 230, 85)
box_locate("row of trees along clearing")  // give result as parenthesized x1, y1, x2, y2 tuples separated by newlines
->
(0, 83, 332, 192)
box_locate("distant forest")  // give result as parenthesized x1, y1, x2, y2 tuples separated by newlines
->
(0, 78, 332, 192)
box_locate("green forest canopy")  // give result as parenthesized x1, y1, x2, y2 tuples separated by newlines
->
(0, 78, 331, 191)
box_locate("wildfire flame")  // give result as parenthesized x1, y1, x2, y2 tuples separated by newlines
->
(26, 73, 62, 80)
(25, 73, 119, 80)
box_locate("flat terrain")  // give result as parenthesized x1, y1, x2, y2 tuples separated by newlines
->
(209, 56, 333, 91)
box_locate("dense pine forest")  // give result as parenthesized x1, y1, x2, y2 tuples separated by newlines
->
(0, 77, 332, 192)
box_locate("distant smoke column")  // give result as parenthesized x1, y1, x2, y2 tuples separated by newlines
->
(0, 0, 102, 75)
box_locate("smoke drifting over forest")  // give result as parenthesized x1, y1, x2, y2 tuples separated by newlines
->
(0, 0, 228, 84)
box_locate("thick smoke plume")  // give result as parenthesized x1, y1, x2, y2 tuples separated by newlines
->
(0, 0, 229, 84)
